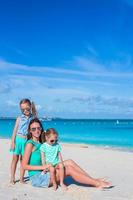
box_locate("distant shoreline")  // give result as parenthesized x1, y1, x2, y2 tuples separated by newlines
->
(1, 117, 133, 121)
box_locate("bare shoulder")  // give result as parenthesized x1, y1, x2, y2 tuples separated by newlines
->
(25, 142, 34, 150)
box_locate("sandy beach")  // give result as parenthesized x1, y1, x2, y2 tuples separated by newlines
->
(0, 139, 133, 200)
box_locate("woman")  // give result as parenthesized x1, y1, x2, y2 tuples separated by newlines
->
(22, 118, 111, 189)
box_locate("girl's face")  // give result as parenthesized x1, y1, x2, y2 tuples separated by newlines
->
(20, 103, 31, 116)
(46, 134, 58, 145)
(30, 122, 42, 140)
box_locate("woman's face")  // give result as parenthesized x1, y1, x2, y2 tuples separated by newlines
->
(30, 122, 42, 139)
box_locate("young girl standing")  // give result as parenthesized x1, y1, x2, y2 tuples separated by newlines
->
(10, 98, 37, 184)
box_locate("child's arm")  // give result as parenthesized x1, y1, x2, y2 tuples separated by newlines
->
(40, 151, 49, 173)
(10, 117, 20, 150)
(40, 151, 46, 166)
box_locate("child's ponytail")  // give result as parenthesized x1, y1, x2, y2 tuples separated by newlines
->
(31, 101, 37, 117)
(41, 131, 46, 143)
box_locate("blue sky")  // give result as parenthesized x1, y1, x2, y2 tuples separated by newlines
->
(0, 0, 133, 118)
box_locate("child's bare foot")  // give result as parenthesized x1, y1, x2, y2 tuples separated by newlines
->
(20, 180, 27, 184)
(53, 183, 58, 191)
(60, 183, 68, 191)
(9, 179, 15, 185)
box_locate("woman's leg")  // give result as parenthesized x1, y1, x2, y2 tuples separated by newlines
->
(63, 159, 89, 177)
(10, 154, 19, 184)
(62, 165, 110, 188)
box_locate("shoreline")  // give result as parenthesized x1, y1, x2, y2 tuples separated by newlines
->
(2, 136, 133, 153)
(62, 141, 133, 153)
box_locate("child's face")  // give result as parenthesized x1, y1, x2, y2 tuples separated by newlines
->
(46, 134, 58, 145)
(20, 103, 31, 116)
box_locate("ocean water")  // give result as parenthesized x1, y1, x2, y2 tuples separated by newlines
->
(1, 119, 133, 150)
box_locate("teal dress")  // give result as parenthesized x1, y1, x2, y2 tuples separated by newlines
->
(40, 142, 61, 166)
(27, 140, 42, 177)
(26, 140, 50, 187)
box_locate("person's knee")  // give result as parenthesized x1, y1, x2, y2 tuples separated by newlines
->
(70, 159, 74, 164)
(67, 159, 74, 165)
(49, 166, 55, 173)
(58, 163, 64, 169)
(13, 155, 19, 162)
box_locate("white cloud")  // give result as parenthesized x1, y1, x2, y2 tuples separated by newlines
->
(1, 57, 133, 118)
(1, 58, 133, 82)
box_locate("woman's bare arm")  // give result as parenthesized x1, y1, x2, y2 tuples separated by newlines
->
(22, 143, 51, 171)
(40, 151, 46, 165)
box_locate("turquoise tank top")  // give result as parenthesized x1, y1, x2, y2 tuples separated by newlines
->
(26, 140, 42, 177)
(17, 114, 33, 136)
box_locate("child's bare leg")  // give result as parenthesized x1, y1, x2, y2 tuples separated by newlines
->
(49, 166, 57, 190)
(56, 163, 67, 190)
(20, 157, 25, 183)
(10, 155, 19, 184)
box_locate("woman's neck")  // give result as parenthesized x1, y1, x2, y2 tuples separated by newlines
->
(32, 137, 39, 143)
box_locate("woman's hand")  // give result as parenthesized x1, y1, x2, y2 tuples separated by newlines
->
(42, 163, 52, 171)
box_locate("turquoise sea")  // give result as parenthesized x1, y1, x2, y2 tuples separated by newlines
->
(1, 118, 133, 151)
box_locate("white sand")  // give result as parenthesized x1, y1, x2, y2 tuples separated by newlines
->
(0, 139, 133, 200)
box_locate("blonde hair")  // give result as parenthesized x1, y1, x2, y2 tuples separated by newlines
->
(41, 128, 58, 143)
(31, 101, 37, 117)
(45, 128, 58, 137)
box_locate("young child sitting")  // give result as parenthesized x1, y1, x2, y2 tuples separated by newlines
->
(40, 128, 67, 191)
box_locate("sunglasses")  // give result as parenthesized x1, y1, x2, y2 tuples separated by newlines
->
(21, 107, 31, 113)
(50, 139, 58, 144)
(30, 127, 42, 132)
